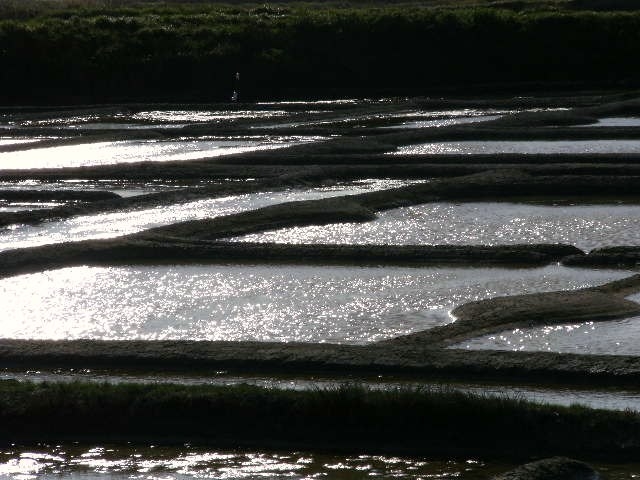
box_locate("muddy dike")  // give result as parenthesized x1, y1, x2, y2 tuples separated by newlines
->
(563, 246, 640, 268)
(383, 274, 640, 348)
(492, 457, 601, 480)
(0, 239, 585, 279)
(1, 382, 639, 461)
(4, 337, 640, 387)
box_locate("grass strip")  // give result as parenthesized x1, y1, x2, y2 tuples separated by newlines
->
(0, 380, 639, 460)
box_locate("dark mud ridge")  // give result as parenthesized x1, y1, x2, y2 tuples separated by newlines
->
(563, 246, 640, 268)
(0, 239, 584, 279)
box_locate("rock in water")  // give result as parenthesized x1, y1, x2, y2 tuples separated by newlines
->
(493, 457, 600, 480)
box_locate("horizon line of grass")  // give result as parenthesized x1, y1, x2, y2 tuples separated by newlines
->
(1, 380, 639, 460)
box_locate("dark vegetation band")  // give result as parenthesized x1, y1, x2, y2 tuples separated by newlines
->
(2, 380, 640, 460)
(1, 3, 640, 103)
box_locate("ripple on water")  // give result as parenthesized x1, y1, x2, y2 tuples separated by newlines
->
(0, 181, 424, 252)
(231, 202, 640, 252)
(0, 265, 629, 343)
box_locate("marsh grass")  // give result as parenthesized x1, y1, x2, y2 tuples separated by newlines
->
(0, 380, 638, 459)
(0, 2, 639, 103)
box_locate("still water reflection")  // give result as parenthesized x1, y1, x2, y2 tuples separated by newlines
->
(232, 202, 640, 251)
(0, 264, 629, 342)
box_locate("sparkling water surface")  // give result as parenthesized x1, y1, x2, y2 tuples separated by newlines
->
(394, 140, 640, 155)
(0, 444, 637, 480)
(0, 136, 319, 170)
(0, 445, 513, 480)
(0, 180, 422, 252)
(454, 317, 640, 355)
(0, 264, 628, 343)
(582, 117, 640, 127)
(232, 202, 640, 251)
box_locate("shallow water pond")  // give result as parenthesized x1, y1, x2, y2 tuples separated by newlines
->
(394, 140, 640, 155)
(232, 202, 640, 251)
(0, 136, 319, 169)
(0, 264, 629, 343)
(0, 180, 422, 252)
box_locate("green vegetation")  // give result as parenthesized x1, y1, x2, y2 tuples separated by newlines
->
(1, 380, 639, 459)
(0, 1, 639, 103)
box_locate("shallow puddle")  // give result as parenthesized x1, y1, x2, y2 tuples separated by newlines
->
(0, 136, 320, 169)
(394, 140, 640, 155)
(0, 264, 628, 342)
(0, 181, 421, 251)
(232, 202, 640, 251)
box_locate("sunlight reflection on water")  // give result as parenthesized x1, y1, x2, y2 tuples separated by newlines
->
(0, 136, 319, 170)
(0, 264, 628, 343)
(0, 444, 513, 480)
(0, 180, 423, 252)
(454, 315, 640, 356)
(231, 202, 640, 251)
(394, 140, 640, 155)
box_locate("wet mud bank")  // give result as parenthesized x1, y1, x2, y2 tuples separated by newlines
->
(3, 335, 640, 387)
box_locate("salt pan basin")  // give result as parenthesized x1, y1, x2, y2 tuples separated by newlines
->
(0, 180, 421, 252)
(0, 264, 629, 343)
(454, 317, 640, 356)
(232, 202, 640, 252)
(0, 136, 315, 169)
(455, 294, 640, 355)
(394, 140, 640, 155)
